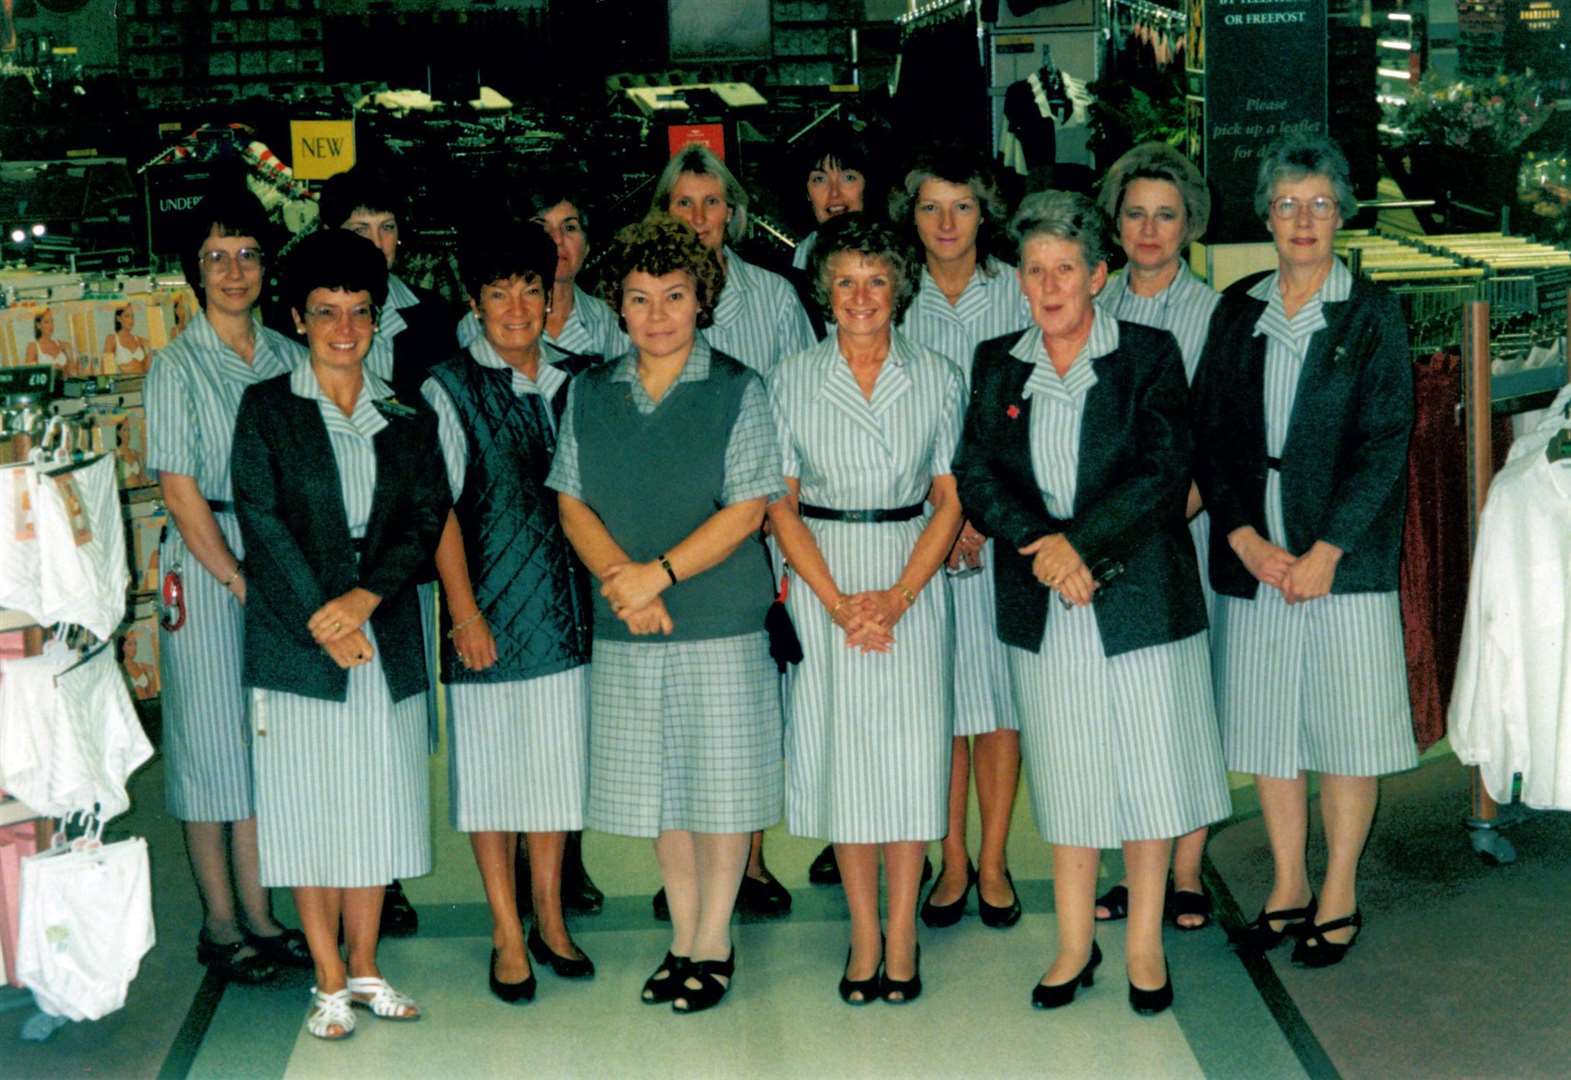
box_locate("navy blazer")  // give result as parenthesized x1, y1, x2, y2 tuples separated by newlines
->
(954, 322, 1207, 658)
(232, 374, 451, 703)
(1190, 271, 1412, 599)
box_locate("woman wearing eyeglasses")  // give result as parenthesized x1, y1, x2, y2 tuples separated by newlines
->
(1191, 134, 1416, 968)
(146, 184, 308, 985)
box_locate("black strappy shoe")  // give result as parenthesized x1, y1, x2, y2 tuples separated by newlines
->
(641, 952, 691, 1004)
(1291, 910, 1362, 968)
(672, 950, 735, 1014)
(1232, 895, 1317, 954)
(1094, 884, 1129, 921)
(197, 930, 278, 984)
(244, 926, 312, 969)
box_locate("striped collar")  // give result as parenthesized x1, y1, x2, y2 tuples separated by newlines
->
(1250, 258, 1352, 342)
(186, 310, 298, 381)
(1012, 307, 1118, 401)
(912, 258, 1012, 322)
(290, 360, 397, 438)
(1099, 264, 1209, 318)
(711, 247, 763, 328)
(466, 335, 570, 401)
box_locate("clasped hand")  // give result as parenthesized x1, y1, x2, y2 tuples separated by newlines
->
(1019, 533, 1095, 607)
(308, 588, 380, 645)
(946, 520, 986, 571)
(830, 589, 906, 653)
(602, 561, 674, 636)
(1230, 529, 1340, 604)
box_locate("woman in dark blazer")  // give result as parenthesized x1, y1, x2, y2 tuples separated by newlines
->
(233, 229, 450, 1041)
(955, 190, 1229, 1016)
(1191, 134, 1415, 968)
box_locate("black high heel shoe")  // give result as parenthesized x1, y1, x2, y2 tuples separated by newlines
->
(919, 862, 974, 928)
(641, 952, 691, 1004)
(1233, 895, 1317, 954)
(1290, 910, 1362, 968)
(978, 870, 1022, 929)
(1031, 941, 1102, 1009)
(879, 944, 922, 1004)
(488, 949, 536, 1005)
(1128, 964, 1173, 1016)
(527, 924, 594, 979)
(838, 945, 882, 1006)
(672, 949, 735, 1015)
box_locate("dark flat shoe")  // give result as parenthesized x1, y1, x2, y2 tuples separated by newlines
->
(244, 926, 312, 969)
(561, 833, 604, 914)
(1291, 910, 1362, 968)
(1166, 888, 1212, 931)
(880, 944, 921, 1004)
(1094, 884, 1129, 922)
(1232, 896, 1317, 954)
(488, 949, 536, 1005)
(978, 870, 1022, 929)
(1129, 964, 1173, 1016)
(380, 880, 419, 937)
(527, 923, 594, 979)
(197, 930, 277, 985)
(641, 952, 691, 1004)
(808, 845, 840, 886)
(673, 950, 735, 1014)
(920, 862, 974, 928)
(737, 868, 792, 918)
(652, 887, 669, 922)
(1032, 941, 1101, 1009)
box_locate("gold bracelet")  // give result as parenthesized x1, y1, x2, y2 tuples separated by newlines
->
(830, 597, 848, 623)
(221, 564, 243, 588)
(446, 612, 483, 639)
(896, 585, 917, 607)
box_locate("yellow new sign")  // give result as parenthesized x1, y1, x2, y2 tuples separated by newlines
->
(290, 120, 355, 180)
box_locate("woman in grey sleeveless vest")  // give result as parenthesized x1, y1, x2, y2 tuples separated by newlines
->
(547, 215, 786, 1015)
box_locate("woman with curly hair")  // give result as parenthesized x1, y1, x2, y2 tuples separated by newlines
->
(546, 214, 785, 1014)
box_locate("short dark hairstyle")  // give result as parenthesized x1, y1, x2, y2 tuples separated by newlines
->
(602, 213, 725, 331)
(793, 122, 882, 228)
(807, 213, 919, 324)
(460, 222, 559, 302)
(284, 228, 389, 316)
(889, 142, 1010, 271)
(318, 167, 410, 231)
(178, 182, 271, 306)
(517, 172, 595, 234)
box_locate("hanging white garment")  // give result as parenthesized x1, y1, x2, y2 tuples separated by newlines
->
(16, 832, 154, 1021)
(32, 455, 127, 642)
(0, 462, 43, 625)
(1449, 451, 1571, 810)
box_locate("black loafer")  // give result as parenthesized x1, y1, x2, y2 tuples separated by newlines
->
(808, 845, 840, 886)
(380, 880, 419, 937)
(736, 869, 792, 918)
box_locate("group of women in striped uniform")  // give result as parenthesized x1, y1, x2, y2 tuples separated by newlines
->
(146, 127, 1417, 1039)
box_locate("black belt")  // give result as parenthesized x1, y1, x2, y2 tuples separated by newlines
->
(207, 499, 235, 513)
(1265, 456, 1283, 472)
(798, 502, 924, 524)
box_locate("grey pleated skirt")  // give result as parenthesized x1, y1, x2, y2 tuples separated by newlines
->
(251, 627, 431, 888)
(1211, 588, 1417, 779)
(951, 538, 1019, 736)
(447, 666, 589, 833)
(160, 518, 252, 823)
(1007, 605, 1230, 849)
(586, 631, 782, 839)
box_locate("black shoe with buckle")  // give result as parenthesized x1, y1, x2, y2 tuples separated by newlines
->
(380, 880, 418, 938)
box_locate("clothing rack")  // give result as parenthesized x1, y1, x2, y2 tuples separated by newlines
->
(1111, 0, 1187, 29)
(1459, 290, 1571, 863)
(897, 0, 974, 33)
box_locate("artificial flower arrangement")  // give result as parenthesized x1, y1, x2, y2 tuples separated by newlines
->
(1390, 71, 1555, 158)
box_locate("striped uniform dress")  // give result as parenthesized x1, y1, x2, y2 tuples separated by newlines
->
(899, 259, 1032, 735)
(1096, 268, 1222, 618)
(1005, 316, 1230, 848)
(1211, 262, 1417, 779)
(701, 247, 817, 376)
(145, 313, 302, 822)
(251, 364, 430, 887)
(791, 230, 820, 272)
(770, 332, 964, 842)
(546, 343, 787, 838)
(421, 339, 590, 833)
(456, 284, 629, 360)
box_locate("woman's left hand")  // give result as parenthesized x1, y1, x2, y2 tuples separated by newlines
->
(947, 520, 986, 571)
(323, 628, 375, 669)
(601, 561, 666, 615)
(1019, 533, 1086, 591)
(845, 588, 909, 632)
(1281, 540, 1342, 604)
(308, 588, 381, 644)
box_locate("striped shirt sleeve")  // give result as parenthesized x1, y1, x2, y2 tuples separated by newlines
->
(145, 358, 198, 478)
(544, 379, 586, 501)
(419, 376, 468, 499)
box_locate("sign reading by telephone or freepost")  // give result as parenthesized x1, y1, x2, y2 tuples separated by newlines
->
(290, 120, 356, 181)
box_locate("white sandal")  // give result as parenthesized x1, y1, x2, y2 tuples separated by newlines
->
(307, 987, 355, 1041)
(347, 976, 421, 1021)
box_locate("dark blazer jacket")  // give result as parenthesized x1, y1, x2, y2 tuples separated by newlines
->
(232, 374, 451, 703)
(954, 322, 1206, 658)
(1190, 271, 1412, 600)
(389, 286, 459, 402)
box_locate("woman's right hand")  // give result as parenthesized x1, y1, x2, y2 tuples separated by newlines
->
(621, 597, 675, 636)
(323, 629, 374, 669)
(451, 613, 498, 672)
(1228, 526, 1294, 589)
(829, 594, 894, 654)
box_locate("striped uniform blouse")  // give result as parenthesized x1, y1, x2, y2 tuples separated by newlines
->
(1095, 267, 1220, 382)
(362, 273, 424, 383)
(701, 247, 816, 377)
(897, 258, 1032, 381)
(455, 284, 629, 360)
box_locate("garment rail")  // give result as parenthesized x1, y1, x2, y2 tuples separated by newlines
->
(897, 0, 974, 33)
(1111, 0, 1188, 29)
(1459, 290, 1571, 864)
